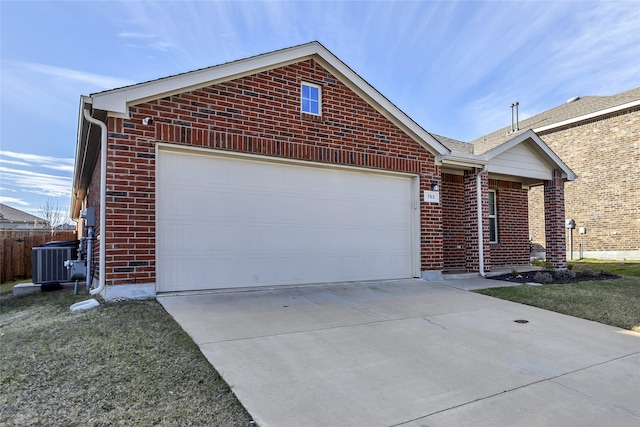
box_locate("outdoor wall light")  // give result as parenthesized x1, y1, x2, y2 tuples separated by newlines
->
(142, 117, 153, 125)
(430, 182, 440, 191)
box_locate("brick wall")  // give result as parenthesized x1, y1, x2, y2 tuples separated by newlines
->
(441, 174, 465, 270)
(544, 169, 567, 269)
(442, 173, 529, 271)
(529, 107, 640, 256)
(489, 180, 529, 267)
(463, 169, 490, 272)
(86, 153, 102, 282)
(95, 59, 442, 286)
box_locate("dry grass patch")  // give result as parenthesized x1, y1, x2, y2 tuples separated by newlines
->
(1, 286, 254, 426)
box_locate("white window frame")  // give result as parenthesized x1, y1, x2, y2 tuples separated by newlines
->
(301, 82, 321, 115)
(488, 190, 498, 243)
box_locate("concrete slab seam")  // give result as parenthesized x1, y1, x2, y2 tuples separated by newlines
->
(389, 350, 640, 426)
(194, 303, 515, 346)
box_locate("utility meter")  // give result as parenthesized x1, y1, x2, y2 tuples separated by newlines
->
(80, 207, 96, 227)
(565, 219, 576, 229)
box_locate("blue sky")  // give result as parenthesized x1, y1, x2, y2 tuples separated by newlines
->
(1, 1, 638, 219)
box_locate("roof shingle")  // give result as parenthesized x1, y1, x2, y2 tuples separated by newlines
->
(0, 203, 44, 224)
(470, 86, 640, 155)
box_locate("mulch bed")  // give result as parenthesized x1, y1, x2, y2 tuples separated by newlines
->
(488, 269, 621, 285)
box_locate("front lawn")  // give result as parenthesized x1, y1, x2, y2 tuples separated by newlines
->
(476, 260, 640, 332)
(0, 285, 254, 426)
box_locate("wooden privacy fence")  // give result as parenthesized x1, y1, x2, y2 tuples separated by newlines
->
(0, 230, 77, 283)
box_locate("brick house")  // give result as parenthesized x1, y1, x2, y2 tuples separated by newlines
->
(70, 42, 575, 300)
(0, 203, 46, 230)
(475, 88, 639, 260)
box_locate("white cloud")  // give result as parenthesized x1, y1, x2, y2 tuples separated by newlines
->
(0, 166, 72, 198)
(12, 61, 136, 90)
(0, 196, 29, 206)
(0, 151, 74, 173)
(118, 31, 156, 39)
(0, 158, 29, 167)
(0, 152, 73, 204)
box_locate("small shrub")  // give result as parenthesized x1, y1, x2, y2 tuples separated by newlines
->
(567, 263, 574, 271)
(599, 269, 618, 278)
(555, 269, 577, 280)
(510, 268, 519, 278)
(580, 268, 597, 278)
(533, 271, 554, 284)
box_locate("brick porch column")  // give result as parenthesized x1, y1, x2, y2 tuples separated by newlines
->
(463, 168, 490, 272)
(544, 169, 567, 269)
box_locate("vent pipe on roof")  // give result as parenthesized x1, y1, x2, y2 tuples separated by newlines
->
(510, 102, 520, 133)
(566, 96, 581, 103)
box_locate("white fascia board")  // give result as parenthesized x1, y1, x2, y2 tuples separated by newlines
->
(484, 129, 576, 181)
(440, 153, 487, 168)
(89, 41, 449, 156)
(91, 43, 322, 116)
(534, 99, 640, 132)
(312, 53, 449, 156)
(482, 129, 537, 158)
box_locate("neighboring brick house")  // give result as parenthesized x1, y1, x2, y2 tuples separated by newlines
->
(477, 88, 639, 260)
(70, 42, 574, 300)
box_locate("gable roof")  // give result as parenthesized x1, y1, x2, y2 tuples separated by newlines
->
(0, 203, 44, 225)
(431, 134, 473, 155)
(435, 129, 576, 182)
(86, 41, 449, 157)
(482, 129, 576, 181)
(470, 86, 640, 154)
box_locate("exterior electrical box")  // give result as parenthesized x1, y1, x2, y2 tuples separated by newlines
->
(32, 240, 79, 284)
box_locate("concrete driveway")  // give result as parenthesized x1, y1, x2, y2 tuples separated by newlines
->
(159, 279, 640, 427)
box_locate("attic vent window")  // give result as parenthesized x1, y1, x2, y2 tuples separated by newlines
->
(301, 82, 321, 115)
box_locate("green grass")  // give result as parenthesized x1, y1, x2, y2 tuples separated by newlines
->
(568, 259, 640, 277)
(477, 260, 640, 332)
(1, 285, 253, 426)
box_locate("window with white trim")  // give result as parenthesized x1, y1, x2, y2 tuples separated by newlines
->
(488, 190, 498, 243)
(301, 82, 321, 115)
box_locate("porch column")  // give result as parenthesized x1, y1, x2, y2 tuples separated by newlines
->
(463, 168, 490, 272)
(544, 169, 567, 269)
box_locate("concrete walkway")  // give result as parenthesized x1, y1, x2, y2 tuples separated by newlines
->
(159, 279, 640, 427)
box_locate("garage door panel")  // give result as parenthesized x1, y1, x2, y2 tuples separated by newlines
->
(159, 252, 412, 289)
(157, 149, 416, 292)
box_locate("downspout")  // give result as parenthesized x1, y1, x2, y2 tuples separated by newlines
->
(83, 108, 107, 296)
(476, 165, 488, 277)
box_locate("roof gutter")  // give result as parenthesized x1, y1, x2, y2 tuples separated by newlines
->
(534, 99, 640, 133)
(440, 154, 488, 169)
(82, 107, 107, 296)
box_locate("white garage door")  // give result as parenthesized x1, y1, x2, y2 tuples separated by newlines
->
(156, 147, 418, 292)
